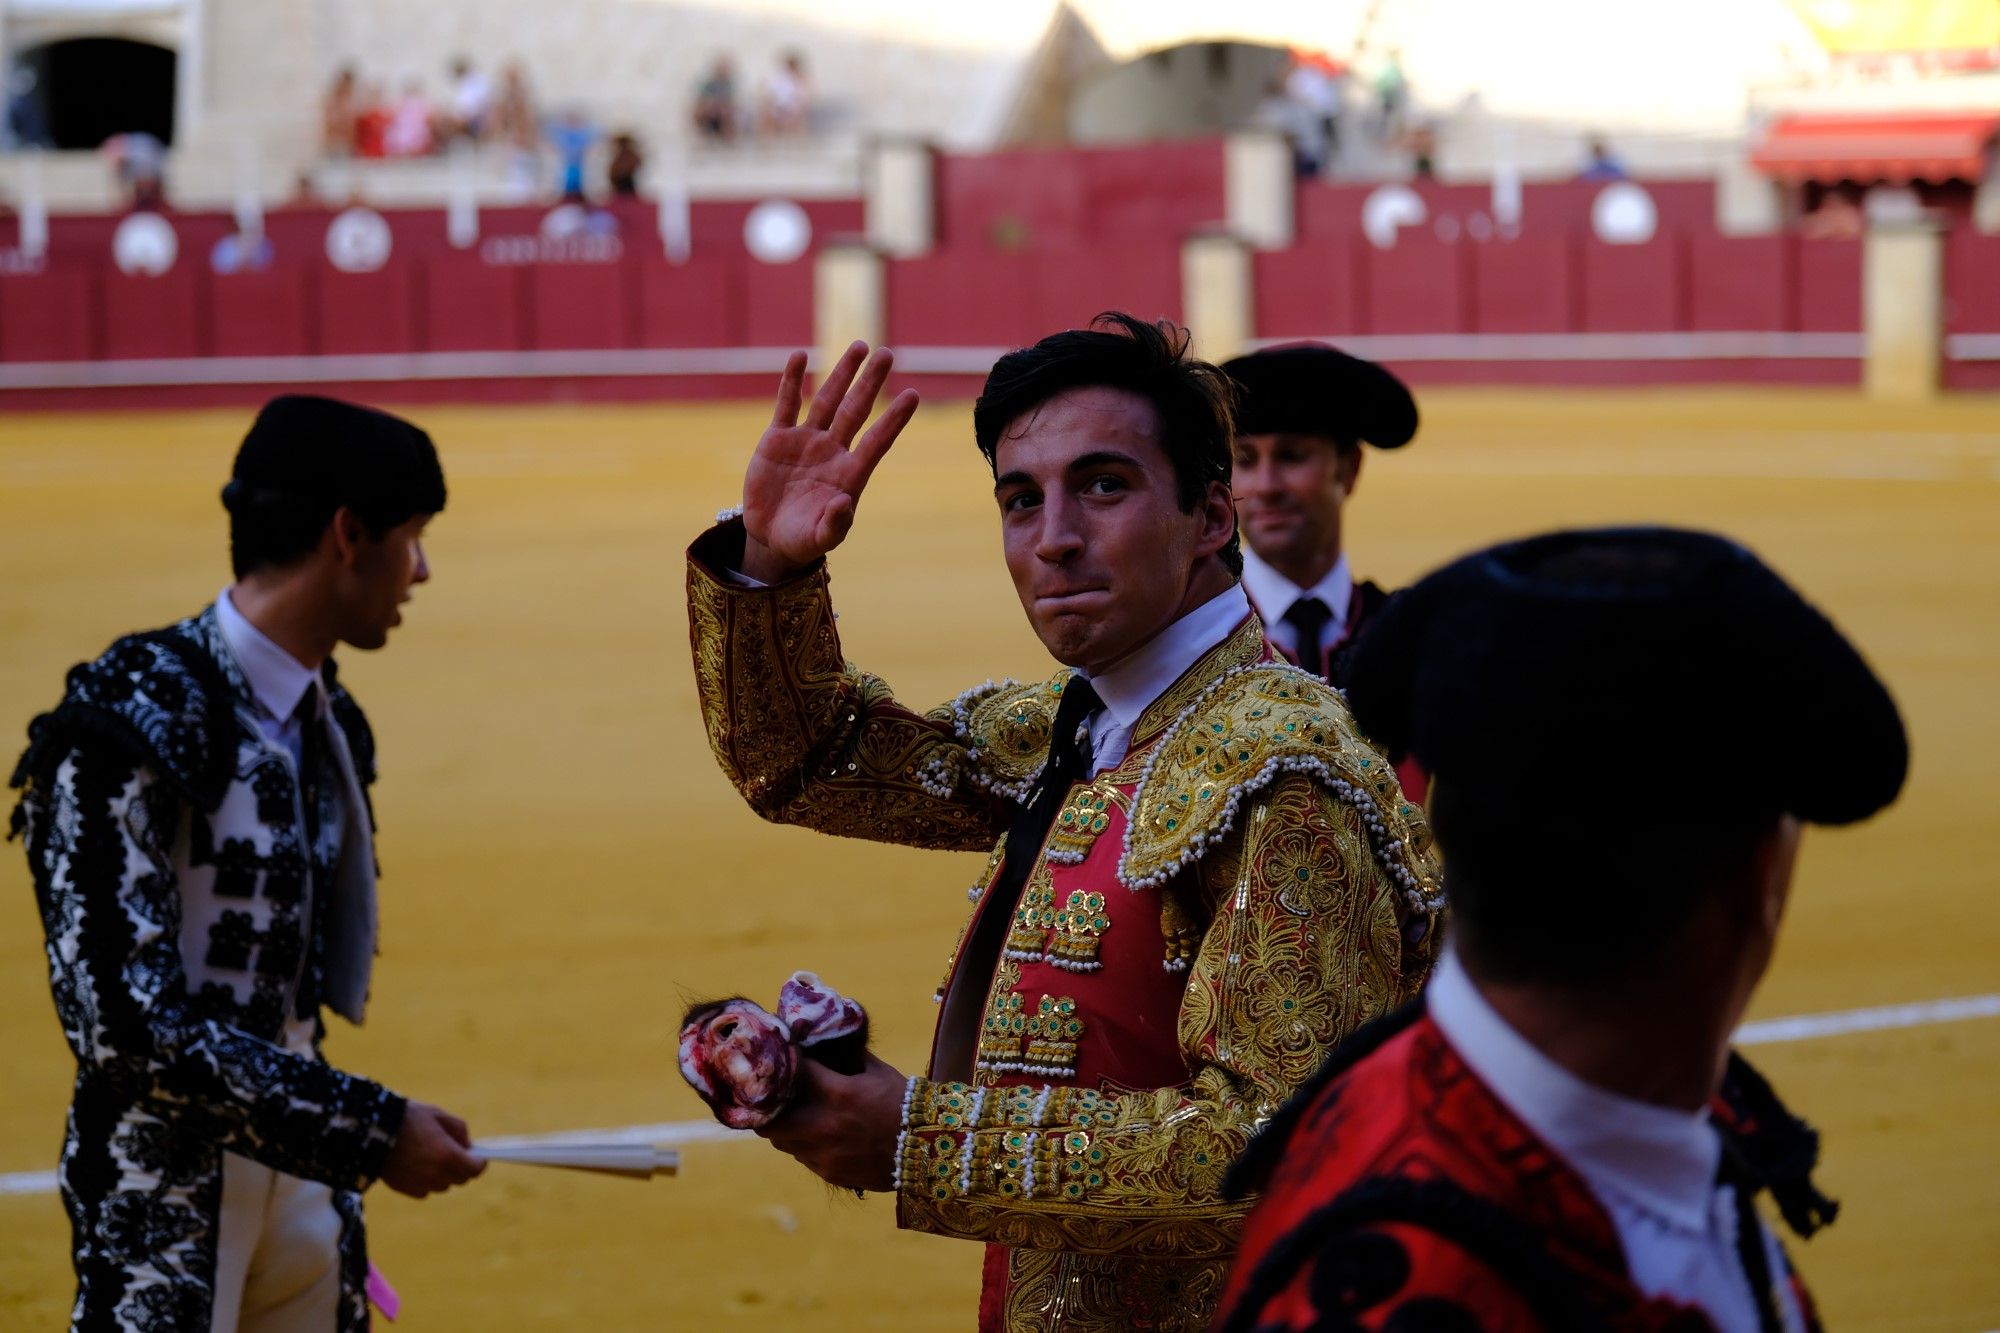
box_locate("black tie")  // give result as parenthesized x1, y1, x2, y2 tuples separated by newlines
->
(290, 684, 329, 1018)
(1282, 596, 1334, 679)
(1003, 674, 1102, 874)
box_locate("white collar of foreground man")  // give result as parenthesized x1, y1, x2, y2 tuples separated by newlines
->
(1077, 582, 1251, 775)
(1426, 947, 1722, 1235)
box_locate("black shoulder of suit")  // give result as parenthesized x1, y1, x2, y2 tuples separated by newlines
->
(1327, 580, 1397, 690)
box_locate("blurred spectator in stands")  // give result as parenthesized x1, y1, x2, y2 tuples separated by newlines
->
(444, 56, 492, 144)
(491, 62, 541, 200)
(354, 80, 393, 158)
(608, 132, 645, 198)
(1374, 49, 1408, 138)
(105, 132, 168, 211)
(1253, 73, 1327, 179)
(6, 68, 52, 150)
(546, 106, 598, 201)
(322, 66, 360, 158)
(693, 56, 738, 142)
(1800, 186, 1864, 240)
(1286, 50, 1346, 171)
(1577, 134, 1630, 182)
(759, 51, 812, 136)
(383, 78, 436, 157)
(210, 223, 275, 274)
(1401, 120, 1438, 180)
(285, 172, 326, 209)
(492, 61, 538, 148)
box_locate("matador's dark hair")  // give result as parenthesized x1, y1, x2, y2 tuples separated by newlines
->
(223, 395, 446, 578)
(972, 312, 1242, 577)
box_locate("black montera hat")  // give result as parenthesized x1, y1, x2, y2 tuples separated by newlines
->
(1222, 344, 1419, 450)
(224, 394, 446, 527)
(1346, 527, 1907, 827)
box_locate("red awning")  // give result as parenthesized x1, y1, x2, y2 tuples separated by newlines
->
(1751, 112, 2000, 184)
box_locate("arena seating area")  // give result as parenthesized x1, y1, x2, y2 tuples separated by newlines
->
(5, 138, 2000, 403)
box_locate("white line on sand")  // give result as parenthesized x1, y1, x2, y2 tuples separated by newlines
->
(4, 991, 1996, 1199)
(1736, 992, 2000, 1046)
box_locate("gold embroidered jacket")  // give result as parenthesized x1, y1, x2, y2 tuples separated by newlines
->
(689, 525, 1444, 1331)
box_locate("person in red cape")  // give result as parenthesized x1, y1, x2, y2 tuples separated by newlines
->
(1223, 345, 1424, 799)
(1214, 526, 1909, 1333)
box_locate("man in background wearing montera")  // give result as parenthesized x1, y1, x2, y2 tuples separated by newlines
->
(687, 317, 1442, 1330)
(1215, 527, 1906, 1332)
(1223, 344, 1418, 690)
(12, 396, 484, 1332)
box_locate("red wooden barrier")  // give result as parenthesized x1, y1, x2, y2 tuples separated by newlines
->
(527, 259, 632, 350)
(739, 259, 814, 347)
(0, 267, 99, 361)
(209, 265, 314, 357)
(1580, 238, 1685, 332)
(1795, 239, 1862, 332)
(1252, 241, 1364, 339)
(101, 267, 205, 360)
(1471, 234, 1575, 334)
(421, 255, 528, 351)
(1687, 234, 1795, 330)
(1944, 230, 2000, 333)
(1032, 243, 1182, 331)
(884, 249, 1037, 347)
(1366, 237, 1469, 334)
(316, 264, 420, 355)
(1295, 180, 1717, 242)
(936, 142, 1223, 249)
(634, 258, 740, 347)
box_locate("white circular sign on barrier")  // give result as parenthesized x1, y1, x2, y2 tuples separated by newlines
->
(744, 199, 812, 264)
(112, 213, 178, 275)
(1361, 185, 1426, 250)
(325, 207, 393, 273)
(1591, 182, 1658, 246)
(540, 203, 590, 240)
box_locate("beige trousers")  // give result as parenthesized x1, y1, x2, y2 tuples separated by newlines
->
(209, 1022, 346, 1333)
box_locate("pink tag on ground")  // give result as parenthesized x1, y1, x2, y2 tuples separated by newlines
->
(367, 1262, 401, 1321)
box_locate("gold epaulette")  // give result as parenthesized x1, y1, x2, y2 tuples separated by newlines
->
(1118, 664, 1441, 913)
(924, 671, 1069, 806)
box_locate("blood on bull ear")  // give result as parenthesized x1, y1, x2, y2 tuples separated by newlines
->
(677, 974, 869, 1129)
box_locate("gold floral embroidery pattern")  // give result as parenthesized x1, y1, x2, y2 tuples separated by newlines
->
(1022, 996, 1084, 1076)
(1044, 781, 1125, 865)
(976, 958, 1028, 1071)
(979, 979, 1086, 1080)
(956, 674, 1067, 802)
(1001, 1250, 1228, 1333)
(1120, 664, 1443, 916)
(1003, 865, 1060, 963)
(1049, 889, 1112, 971)
(898, 762, 1442, 1276)
(1125, 616, 1268, 748)
(687, 546, 1014, 852)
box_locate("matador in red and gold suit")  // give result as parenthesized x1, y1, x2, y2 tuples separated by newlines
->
(687, 322, 1445, 1332)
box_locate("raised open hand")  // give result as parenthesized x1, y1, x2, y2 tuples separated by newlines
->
(740, 341, 919, 583)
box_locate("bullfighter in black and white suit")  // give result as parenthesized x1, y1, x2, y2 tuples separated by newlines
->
(11, 396, 485, 1333)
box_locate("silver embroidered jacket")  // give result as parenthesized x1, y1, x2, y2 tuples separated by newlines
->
(9, 606, 405, 1333)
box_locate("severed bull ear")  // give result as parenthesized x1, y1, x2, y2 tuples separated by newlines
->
(675, 978, 872, 1127)
(677, 997, 799, 1128)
